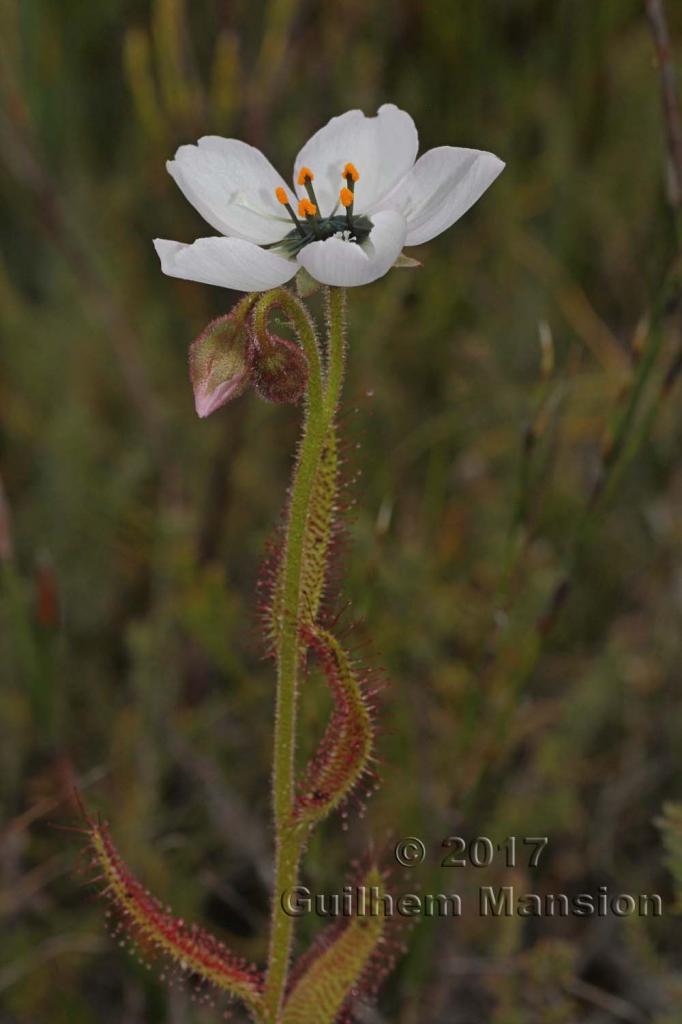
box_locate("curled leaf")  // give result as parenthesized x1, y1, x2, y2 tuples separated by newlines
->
(293, 626, 375, 829)
(87, 819, 265, 1018)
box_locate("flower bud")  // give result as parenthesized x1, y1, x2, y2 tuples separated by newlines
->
(248, 330, 308, 405)
(189, 299, 254, 418)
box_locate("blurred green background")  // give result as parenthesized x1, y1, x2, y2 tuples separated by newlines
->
(2, 1, 682, 1021)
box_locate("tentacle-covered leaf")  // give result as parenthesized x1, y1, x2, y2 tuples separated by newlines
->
(87, 819, 265, 1019)
(299, 427, 339, 627)
(264, 426, 339, 653)
(281, 867, 389, 1024)
(293, 625, 374, 828)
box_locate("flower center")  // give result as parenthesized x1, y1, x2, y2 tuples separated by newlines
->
(270, 163, 373, 258)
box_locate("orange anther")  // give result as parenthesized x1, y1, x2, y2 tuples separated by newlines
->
(297, 166, 315, 185)
(275, 186, 289, 205)
(298, 198, 317, 218)
(339, 187, 354, 208)
(343, 162, 359, 182)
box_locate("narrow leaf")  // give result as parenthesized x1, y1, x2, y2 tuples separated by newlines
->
(265, 426, 339, 652)
(87, 819, 265, 1018)
(300, 428, 339, 627)
(293, 626, 374, 829)
(281, 867, 388, 1024)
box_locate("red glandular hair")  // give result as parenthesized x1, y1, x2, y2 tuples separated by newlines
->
(85, 817, 264, 1018)
(293, 624, 377, 830)
(282, 866, 406, 1024)
(258, 417, 380, 830)
(257, 423, 350, 660)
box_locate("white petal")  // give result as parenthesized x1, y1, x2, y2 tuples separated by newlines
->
(168, 137, 293, 244)
(293, 104, 418, 217)
(154, 237, 296, 292)
(297, 211, 406, 287)
(383, 147, 504, 246)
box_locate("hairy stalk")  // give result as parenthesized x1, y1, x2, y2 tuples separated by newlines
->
(252, 288, 324, 416)
(264, 287, 346, 1023)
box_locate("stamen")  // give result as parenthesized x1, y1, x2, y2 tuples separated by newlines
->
(342, 164, 359, 228)
(274, 186, 305, 235)
(298, 198, 317, 218)
(297, 167, 320, 215)
(340, 186, 354, 233)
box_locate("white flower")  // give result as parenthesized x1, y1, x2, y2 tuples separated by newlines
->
(154, 104, 504, 291)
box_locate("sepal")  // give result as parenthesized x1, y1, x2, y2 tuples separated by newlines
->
(392, 252, 421, 269)
(295, 266, 321, 299)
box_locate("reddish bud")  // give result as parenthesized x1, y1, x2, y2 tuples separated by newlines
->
(189, 297, 255, 418)
(248, 330, 308, 405)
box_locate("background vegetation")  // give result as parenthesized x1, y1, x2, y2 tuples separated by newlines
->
(1, 1, 682, 1020)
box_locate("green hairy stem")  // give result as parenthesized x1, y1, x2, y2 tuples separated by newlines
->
(86, 285, 380, 1024)
(263, 286, 348, 1023)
